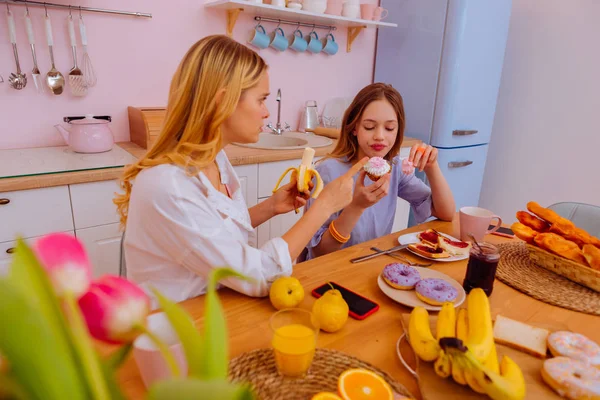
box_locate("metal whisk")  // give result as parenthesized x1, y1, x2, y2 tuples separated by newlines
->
(78, 8, 97, 88)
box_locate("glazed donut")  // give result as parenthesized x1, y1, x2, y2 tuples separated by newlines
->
(382, 263, 421, 290)
(415, 278, 458, 306)
(542, 357, 600, 400)
(548, 331, 600, 366)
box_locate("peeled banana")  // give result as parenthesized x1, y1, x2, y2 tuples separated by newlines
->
(408, 307, 440, 362)
(273, 147, 324, 199)
(440, 337, 526, 400)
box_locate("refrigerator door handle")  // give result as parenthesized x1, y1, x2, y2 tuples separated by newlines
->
(452, 130, 478, 136)
(448, 160, 474, 168)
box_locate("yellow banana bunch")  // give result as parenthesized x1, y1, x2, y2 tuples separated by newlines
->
(407, 289, 524, 400)
(273, 147, 324, 200)
(440, 337, 526, 400)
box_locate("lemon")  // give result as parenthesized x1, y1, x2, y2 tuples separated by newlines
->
(269, 277, 305, 310)
(312, 288, 349, 333)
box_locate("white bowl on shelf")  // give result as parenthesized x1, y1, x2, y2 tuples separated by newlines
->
(286, 1, 302, 10)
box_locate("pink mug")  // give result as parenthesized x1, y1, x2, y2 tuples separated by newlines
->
(360, 4, 377, 20)
(133, 312, 189, 388)
(459, 206, 502, 242)
(373, 6, 389, 21)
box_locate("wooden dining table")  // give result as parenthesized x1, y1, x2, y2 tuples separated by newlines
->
(112, 219, 600, 399)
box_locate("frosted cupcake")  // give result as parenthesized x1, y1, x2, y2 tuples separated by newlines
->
(364, 156, 391, 181)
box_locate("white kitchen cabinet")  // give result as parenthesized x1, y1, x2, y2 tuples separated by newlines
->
(233, 164, 258, 247)
(0, 231, 75, 276)
(70, 180, 121, 229)
(75, 223, 122, 277)
(257, 207, 304, 249)
(0, 186, 74, 243)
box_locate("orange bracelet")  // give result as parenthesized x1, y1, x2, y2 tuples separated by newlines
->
(329, 220, 351, 244)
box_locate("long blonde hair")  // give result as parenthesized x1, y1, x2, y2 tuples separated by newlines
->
(114, 35, 267, 225)
(325, 83, 405, 163)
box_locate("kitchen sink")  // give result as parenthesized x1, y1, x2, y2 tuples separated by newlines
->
(234, 132, 332, 150)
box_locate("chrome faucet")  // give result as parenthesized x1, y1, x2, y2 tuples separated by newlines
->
(266, 88, 290, 135)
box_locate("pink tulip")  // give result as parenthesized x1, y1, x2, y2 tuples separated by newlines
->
(33, 232, 92, 298)
(78, 275, 151, 344)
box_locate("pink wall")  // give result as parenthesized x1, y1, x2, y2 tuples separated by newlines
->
(0, 0, 378, 150)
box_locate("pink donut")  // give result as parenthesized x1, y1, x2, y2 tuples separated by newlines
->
(382, 263, 421, 290)
(415, 278, 458, 306)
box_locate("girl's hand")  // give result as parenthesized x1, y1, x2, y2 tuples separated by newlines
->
(271, 177, 312, 215)
(351, 170, 391, 210)
(409, 143, 438, 172)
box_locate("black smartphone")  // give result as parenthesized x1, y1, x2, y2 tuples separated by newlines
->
(489, 225, 515, 238)
(312, 282, 379, 320)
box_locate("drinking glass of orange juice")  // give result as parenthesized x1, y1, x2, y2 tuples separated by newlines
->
(270, 308, 319, 378)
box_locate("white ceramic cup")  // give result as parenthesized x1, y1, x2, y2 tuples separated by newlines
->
(133, 312, 189, 389)
(271, 0, 285, 6)
(342, 3, 360, 18)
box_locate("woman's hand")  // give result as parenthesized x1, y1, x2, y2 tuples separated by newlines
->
(271, 176, 312, 215)
(409, 143, 438, 172)
(350, 170, 391, 210)
(315, 157, 369, 215)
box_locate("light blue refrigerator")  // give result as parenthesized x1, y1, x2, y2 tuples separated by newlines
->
(374, 0, 512, 217)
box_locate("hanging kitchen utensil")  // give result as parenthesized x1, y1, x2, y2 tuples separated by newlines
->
(79, 8, 97, 88)
(44, 6, 65, 95)
(25, 4, 43, 93)
(7, 4, 27, 90)
(67, 9, 86, 96)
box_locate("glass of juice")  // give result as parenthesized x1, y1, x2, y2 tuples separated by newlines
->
(270, 309, 319, 378)
(463, 242, 500, 296)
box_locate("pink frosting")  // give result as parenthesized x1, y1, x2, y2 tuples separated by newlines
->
(364, 157, 391, 176)
(401, 158, 415, 175)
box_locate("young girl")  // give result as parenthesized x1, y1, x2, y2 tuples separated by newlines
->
(114, 35, 365, 305)
(303, 83, 455, 260)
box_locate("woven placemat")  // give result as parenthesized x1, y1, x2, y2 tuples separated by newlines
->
(228, 348, 413, 400)
(496, 242, 600, 315)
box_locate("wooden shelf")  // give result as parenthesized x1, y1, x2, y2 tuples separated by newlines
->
(204, 0, 397, 51)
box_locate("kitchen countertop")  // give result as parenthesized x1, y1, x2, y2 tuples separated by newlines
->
(0, 136, 421, 192)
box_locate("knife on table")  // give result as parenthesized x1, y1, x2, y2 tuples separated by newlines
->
(349, 244, 410, 263)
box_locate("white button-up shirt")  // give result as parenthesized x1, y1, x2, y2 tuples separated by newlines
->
(124, 150, 293, 306)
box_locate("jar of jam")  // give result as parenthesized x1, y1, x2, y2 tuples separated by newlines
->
(463, 242, 500, 296)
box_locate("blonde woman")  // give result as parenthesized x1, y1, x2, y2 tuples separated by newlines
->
(114, 35, 366, 304)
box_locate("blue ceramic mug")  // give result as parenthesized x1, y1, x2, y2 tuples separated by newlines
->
(307, 31, 323, 54)
(288, 29, 308, 52)
(321, 33, 339, 55)
(248, 24, 270, 49)
(269, 27, 288, 52)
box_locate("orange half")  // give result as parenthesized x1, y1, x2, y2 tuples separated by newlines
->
(312, 392, 343, 400)
(338, 368, 394, 400)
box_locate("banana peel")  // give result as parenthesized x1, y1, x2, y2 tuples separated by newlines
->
(273, 147, 324, 203)
(440, 337, 526, 400)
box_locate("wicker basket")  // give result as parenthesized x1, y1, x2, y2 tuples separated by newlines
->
(527, 244, 600, 292)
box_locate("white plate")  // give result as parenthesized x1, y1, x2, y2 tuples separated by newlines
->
(397, 231, 469, 262)
(377, 268, 466, 311)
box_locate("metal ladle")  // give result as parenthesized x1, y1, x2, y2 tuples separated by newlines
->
(44, 5, 64, 95)
(7, 4, 27, 90)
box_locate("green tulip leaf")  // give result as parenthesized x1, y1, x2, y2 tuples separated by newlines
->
(105, 343, 133, 370)
(203, 268, 252, 380)
(146, 378, 254, 400)
(0, 279, 87, 400)
(151, 289, 205, 378)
